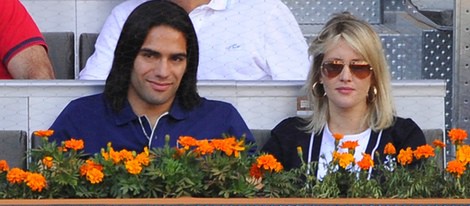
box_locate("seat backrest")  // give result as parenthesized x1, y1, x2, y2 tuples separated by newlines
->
(0, 130, 27, 169)
(422, 129, 444, 144)
(31, 132, 45, 149)
(43, 32, 75, 79)
(250, 129, 271, 150)
(79, 33, 99, 71)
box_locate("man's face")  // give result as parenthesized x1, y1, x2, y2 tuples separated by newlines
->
(128, 25, 187, 113)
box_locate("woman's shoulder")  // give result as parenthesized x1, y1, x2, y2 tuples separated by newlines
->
(382, 116, 426, 148)
(274, 116, 305, 128)
(391, 116, 421, 130)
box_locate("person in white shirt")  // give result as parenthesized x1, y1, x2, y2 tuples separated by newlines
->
(79, 0, 310, 81)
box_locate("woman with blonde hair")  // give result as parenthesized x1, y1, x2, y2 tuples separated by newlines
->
(261, 12, 426, 178)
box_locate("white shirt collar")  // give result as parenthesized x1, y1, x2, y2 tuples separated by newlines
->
(200, 0, 229, 11)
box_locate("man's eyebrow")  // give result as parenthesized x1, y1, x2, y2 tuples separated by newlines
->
(172, 52, 188, 57)
(139, 48, 187, 57)
(139, 48, 160, 55)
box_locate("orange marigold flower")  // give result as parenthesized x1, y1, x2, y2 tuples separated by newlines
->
(446, 159, 466, 178)
(174, 148, 186, 158)
(332, 150, 340, 160)
(101, 149, 110, 161)
(86, 168, 104, 184)
(135, 152, 150, 166)
(384, 142, 396, 155)
(357, 153, 374, 170)
(0, 160, 9, 172)
(33, 130, 54, 138)
(256, 154, 283, 172)
(109, 147, 122, 164)
(414, 144, 435, 160)
(210, 138, 225, 149)
(80, 160, 103, 176)
(195, 139, 214, 155)
(333, 133, 344, 141)
(335, 152, 355, 169)
(341, 140, 359, 151)
(212, 137, 245, 157)
(433, 139, 446, 149)
(25, 173, 47, 192)
(249, 163, 263, 179)
(448, 128, 468, 144)
(211, 138, 230, 154)
(178, 136, 198, 150)
(273, 162, 283, 172)
(397, 147, 414, 166)
(64, 138, 84, 151)
(456, 145, 470, 165)
(119, 149, 134, 161)
(42, 156, 54, 169)
(125, 159, 143, 175)
(79, 165, 88, 177)
(7, 168, 27, 184)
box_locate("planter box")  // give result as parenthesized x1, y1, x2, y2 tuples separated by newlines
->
(0, 198, 468, 205)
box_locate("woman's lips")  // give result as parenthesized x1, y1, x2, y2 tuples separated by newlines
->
(336, 87, 354, 94)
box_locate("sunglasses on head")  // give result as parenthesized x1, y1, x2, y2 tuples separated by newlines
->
(321, 60, 373, 79)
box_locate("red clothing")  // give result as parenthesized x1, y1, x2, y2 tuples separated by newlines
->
(0, 0, 47, 79)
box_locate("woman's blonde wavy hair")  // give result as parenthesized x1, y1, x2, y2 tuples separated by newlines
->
(303, 12, 396, 134)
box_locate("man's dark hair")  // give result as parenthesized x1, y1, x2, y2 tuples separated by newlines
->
(104, 0, 200, 111)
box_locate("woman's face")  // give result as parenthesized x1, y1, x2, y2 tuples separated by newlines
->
(320, 38, 373, 112)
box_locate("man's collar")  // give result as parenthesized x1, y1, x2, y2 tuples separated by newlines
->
(166, 97, 188, 120)
(112, 99, 137, 125)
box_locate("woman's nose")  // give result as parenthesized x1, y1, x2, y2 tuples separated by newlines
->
(339, 65, 353, 81)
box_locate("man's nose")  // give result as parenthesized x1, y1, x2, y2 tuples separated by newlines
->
(153, 59, 170, 77)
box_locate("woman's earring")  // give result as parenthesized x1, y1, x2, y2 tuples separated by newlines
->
(368, 86, 377, 103)
(312, 82, 326, 97)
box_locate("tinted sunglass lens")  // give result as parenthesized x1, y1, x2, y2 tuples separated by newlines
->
(323, 63, 344, 78)
(350, 65, 371, 79)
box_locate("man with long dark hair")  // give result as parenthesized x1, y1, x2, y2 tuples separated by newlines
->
(48, 0, 254, 155)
